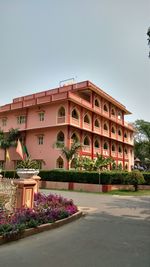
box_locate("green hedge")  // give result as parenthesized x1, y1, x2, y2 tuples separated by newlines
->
(1, 170, 150, 185)
(39, 170, 139, 185)
(142, 173, 150, 185)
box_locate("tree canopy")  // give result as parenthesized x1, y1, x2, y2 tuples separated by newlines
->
(134, 120, 150, 170)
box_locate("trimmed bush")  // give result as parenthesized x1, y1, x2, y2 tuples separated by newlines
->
(143, 173, 150, 185)
(126, 171, 145, 191)
(1, 169, 150, 186)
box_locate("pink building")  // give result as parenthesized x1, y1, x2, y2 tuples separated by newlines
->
(0, 80, 134, 171)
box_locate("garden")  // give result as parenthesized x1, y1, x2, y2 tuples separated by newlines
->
(0, 192, 78, 242)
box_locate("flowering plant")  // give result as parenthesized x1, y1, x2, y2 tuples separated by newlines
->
(0, 193, 78, 239)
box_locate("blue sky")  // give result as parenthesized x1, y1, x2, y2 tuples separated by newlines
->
(0, 0, 149, 122)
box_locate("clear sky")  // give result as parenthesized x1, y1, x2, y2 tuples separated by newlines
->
(0, 0, 149, 122)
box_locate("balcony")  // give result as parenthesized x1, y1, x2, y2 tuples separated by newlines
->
(103, 130, 109, 137)
(57, 116, 66, 124)
(70, 117, 80, 127)
(83, 145, 91, 152)
(102, 149, 109, 156)
(83, 122, 92, 131)
(118, 152, 123, 158)
(111, 151, 117, 157)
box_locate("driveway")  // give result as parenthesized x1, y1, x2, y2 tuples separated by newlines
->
(0, 190, 150, 267)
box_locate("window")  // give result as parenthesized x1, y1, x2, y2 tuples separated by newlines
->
(118, 129, 122, 136)
(111, 108, 115, 116)
(84, 136, 90, 146)
(17, 115, 26, 124)
(104, 104, 108, 112)
(84, 114, 90, 124)
(38, 136, 44, 145)
(103, 142, 108, 150)
(94, 139, 99, 148)
(124, 132, 128, 138)
(118, 111, 122, 120)
(112, 144, 116, 151)
(56, 156, 64, 169)
(58, 107, 65, 117)
(71, 133, 79, 143)
(94, 119, 100, 128)
(111, 126, 116, 134)
(104, 123, 108, 131)
(2, 118, 7, 126)
(118, 145, 122, 153)
(124, 148, 128, 154)
(39, 112, 45, 121)
(56, 131, 65, 147)
(95, 99, 100, 107)
(72, 108, 79, 120)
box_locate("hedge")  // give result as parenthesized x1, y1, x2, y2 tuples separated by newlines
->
(1, 170, 150, 185)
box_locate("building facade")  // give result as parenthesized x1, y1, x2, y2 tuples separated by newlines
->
(0, 81, 134, 171)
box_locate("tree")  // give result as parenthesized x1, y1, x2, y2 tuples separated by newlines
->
(74, 154, 113, 171)
(61, 141, 81, 170)
(147, 27, 150, 58)
(0, 128, 20, 163)
(134, 120, 150, 170)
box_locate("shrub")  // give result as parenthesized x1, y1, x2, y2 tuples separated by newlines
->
(126, 171, 145, 191)
(142, 173, 150, 185)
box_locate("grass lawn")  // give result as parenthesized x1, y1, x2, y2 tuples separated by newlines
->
(106, 190, 150, 196)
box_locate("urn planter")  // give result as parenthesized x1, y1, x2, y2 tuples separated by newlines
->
(16, 169, 39, 179)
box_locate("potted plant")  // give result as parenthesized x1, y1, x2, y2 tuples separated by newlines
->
(16, 157, 39, 179)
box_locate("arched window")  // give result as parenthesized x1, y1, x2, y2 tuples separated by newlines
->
(84, 114, 90, 124)
(71, 132, 79, 143)
(125, 163, 128, 170)
(103, 142, 108, 150)
(104, 123, 108, 131)
(72, 108, 79, 120)
(124, 148, 128, 154)
(94, 119, 100, 128)
(56, 156, 64, 169)
(58, 106, 65, 117)
(111, 108, 115, 116)
(104, 104, 108, 112)
(124, 132, 128, 138)
(118, 145, 122, 153)
(57, 131, 64, 143)
(118, 129, 122, 136)
(94, 139, 100, 148)
(84, 136, 90, 146)
(95, 99, 100, 107)
(111, 126, 116, 134)
(112, 144, 116, 151)
(118, 111, 122, 120)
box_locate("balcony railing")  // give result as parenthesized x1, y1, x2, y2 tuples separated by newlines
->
(57, 116, 66, 124)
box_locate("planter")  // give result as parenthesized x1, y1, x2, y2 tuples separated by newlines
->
(16, 169, 39, 179)
(102, 185, 112, 192)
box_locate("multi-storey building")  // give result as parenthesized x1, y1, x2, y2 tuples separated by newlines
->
(0, 80, 134, 171)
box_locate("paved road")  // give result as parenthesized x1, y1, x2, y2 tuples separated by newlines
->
(0, 190, 150, 267)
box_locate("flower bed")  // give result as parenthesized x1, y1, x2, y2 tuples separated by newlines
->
(0, 192, 78, 241)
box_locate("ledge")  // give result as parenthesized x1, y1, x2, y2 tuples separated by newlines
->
(0, 211, 83, 245)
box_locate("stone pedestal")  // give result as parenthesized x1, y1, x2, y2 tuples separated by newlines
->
(32, 175, 41, 194)
(14, 179, 36, 209)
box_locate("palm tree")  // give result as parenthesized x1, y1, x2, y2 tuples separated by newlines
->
(0, 128, 20, 164)
(62, 141, 81, 170)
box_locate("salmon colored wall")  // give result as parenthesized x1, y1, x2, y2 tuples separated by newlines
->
(25, 126, 68, 169)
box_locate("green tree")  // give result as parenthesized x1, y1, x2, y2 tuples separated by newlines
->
(134, 120, 150, 169)
(0, 128, 20, 163)
(61, 141, 81, 170)
(147, 27, 150, 58)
